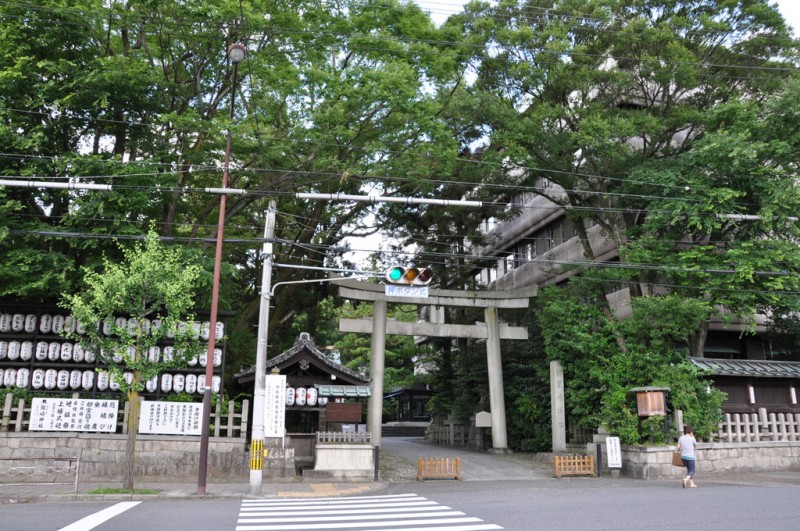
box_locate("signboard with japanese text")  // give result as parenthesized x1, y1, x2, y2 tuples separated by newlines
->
(138, 400, 203, 435)
(264, 374, 287, 438)
(606, 436, 622, 469)
(385, 285, 429, 298)
(29, 397, 118, 432)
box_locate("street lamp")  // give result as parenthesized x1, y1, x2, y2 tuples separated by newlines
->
(197, 42, 246, 496)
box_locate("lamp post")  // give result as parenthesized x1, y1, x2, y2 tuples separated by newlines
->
(197, 42, 246, 496)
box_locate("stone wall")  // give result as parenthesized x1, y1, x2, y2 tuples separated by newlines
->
(0, 432, 248, 480)
(619, 441, 800, 480)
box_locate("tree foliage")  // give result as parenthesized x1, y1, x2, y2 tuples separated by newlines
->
(62, 231, 206, 489)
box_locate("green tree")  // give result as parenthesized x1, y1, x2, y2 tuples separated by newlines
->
(538, 282, 725, 444)
(62, 231, 205, 490)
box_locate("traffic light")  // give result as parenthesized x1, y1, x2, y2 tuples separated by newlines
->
(385, 266, 433, 286)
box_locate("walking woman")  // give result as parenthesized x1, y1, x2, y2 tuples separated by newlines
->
(677, 426, 698, 488)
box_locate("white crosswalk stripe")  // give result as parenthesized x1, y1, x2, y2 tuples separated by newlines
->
(237, 493, 503, 531)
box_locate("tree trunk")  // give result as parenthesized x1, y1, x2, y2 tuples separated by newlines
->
(123, 389, 140, 490)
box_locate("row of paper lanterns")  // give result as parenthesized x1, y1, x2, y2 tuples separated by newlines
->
(285, 387, 328, 407)
(0, 313, 224, 340)
(0, 340, 222, 367)
(0, 368, 221, 394)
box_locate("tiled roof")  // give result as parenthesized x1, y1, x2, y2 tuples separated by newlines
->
(234, 332, 366, 383)
(689, 357, 800, 378)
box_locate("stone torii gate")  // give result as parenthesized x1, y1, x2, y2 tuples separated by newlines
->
(333, 278, 536, 452)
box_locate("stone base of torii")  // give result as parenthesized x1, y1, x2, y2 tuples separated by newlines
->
(333, 278, 537, 452)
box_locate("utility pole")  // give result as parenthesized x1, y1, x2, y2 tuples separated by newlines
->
(249, 200, 276, 495)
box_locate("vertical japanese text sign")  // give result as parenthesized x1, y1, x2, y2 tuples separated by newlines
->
(264, 374, 287, 439)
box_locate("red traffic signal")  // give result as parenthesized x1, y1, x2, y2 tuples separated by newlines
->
(385, 266, 432, 286)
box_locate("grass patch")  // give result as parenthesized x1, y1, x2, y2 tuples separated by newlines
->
(87, 488, 160, 495)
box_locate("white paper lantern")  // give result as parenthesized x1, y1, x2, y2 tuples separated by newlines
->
(215, 322, 224, 340)
(72, 344, 84, 363)
(69, 370, 82, 389)
(52, 314, 65, 334)
(191, 321, 201, 339)
(109, 377, 120, 391)
(166, 323, 176, 339)
(82, 371, 94, 390)
(307, 387, 318, 406)
(197, 352, 205, 367)
(145, 376, 158, 393)
(4, 369, 17, 387)
(295, 387, 307, 406)
(12, 313, 25, 332)
(172, 374, 185, 393)
(0, 341, 7, 360)
(0, 313, 11, 332)
(102, 319, 113, 336)
(185, 374, 197, 394)
(177, 321, 187, 337)
(32, 369, 45, 389)
(140, 318, 151, 336)
(162, 346, 174, 362)
(24, 314, 37, 333)
(147, 346, 160, 363)
(286, 387, 295, 406)
(213, 349, 222, 367)
(75, 319, 87, 335)
(20, 341, 33, 361)
(123, 372, 133, 386)
(56, 370, 70, 390)
(44, 369, 58, 390)
(318, 397, 328, 406)
(38, 314, 52, 334)
(84, 348, 96, 363)
(160, 373, 173, 393)
(35, 341, 48, 361)
(16, 368, 30, 388)
(0, 369, 4, 387)
(212, 375, 221, 394)
(63, 315, 77, 335)
(197, 375, 206, 393)
(48, 342, 61, 361)
(97, 372, 109, 391)
(201, 321, 211, 340)
(7, 341, 20, 361)
(60, 342, 73, 362)
(127, 318, 138, 336)
(150, 319, 162, 335)
(115, 317, 127, 334)
(112, 348, 123, 363)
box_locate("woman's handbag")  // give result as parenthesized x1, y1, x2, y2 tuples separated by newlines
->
(672, 451, 684, 467)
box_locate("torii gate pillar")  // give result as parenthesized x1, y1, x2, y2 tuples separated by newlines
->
(367, 299, 387, 447)
(485, 305, 508, 452)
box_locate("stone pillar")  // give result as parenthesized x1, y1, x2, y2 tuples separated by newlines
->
(485, 305, 509, 452)
(550, 360, 567, 452)
(368, 299, 387, 448)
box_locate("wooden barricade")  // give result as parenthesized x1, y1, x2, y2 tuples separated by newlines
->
(417, 456, 461, 481)
(554, 454, 596, 478)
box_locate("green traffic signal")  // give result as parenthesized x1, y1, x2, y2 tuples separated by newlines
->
(385, 266, 432, 286)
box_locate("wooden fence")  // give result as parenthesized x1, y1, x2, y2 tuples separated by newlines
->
(554, 454, 595, 478)
(0, 392, 249, 438)
(712, 409, 800, 443)
(417, 457, 461, 480)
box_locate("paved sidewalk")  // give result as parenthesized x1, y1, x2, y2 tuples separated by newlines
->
(0, 478, 388, 504)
